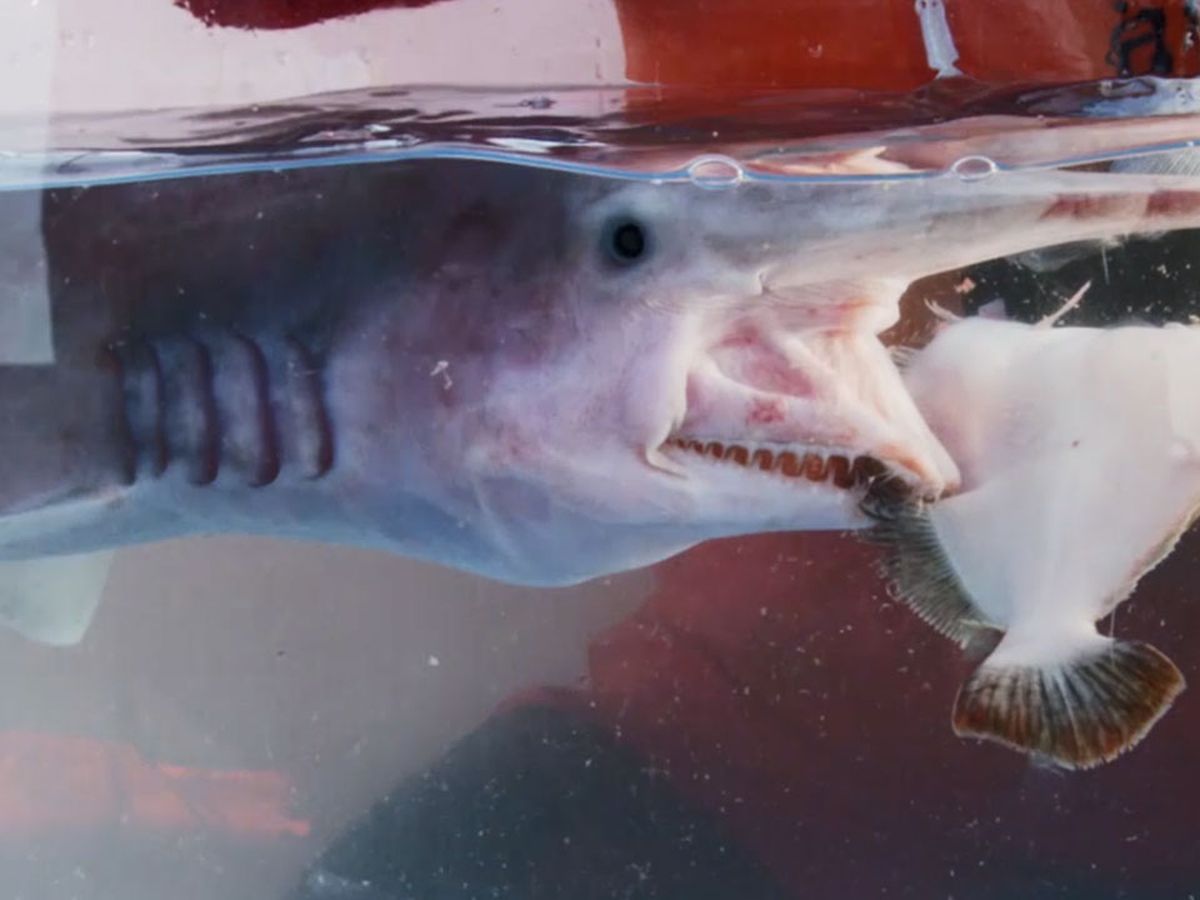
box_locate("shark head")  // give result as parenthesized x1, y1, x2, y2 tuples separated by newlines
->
(331, 162, 960, 583)
(489, 177, 961, 510)
(326, 156, 1200, 583)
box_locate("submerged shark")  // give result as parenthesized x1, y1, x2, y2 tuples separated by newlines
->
(4, 154, 1200, 644)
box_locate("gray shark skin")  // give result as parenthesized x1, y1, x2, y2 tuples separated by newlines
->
(3, 157, 1200, 641)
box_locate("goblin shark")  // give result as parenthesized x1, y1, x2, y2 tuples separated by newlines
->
(4, 155, 1200, 644)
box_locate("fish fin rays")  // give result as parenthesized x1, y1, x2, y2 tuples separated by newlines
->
(952, 637, 1185, 770)
(861, 498, 992, 646)
(0, 550, 114, 646)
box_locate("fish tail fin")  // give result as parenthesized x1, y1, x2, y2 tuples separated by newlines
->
(953, 632, 1184, 770)
(0, 551, 114, 646)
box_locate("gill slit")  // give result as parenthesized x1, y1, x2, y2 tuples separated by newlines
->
(108, 330, 333, 487)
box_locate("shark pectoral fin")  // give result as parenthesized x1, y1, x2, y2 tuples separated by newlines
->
(952, 633, 1185, 770)
(0, 551, 114, 646)
(860, 497, 990, 647)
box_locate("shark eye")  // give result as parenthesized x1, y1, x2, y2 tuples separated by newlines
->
(605, 218, 650, 265)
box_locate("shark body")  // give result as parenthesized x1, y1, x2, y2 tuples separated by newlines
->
(4, 154, 1200, 641)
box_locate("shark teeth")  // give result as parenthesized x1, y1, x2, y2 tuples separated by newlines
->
(662, 437, 889, 490)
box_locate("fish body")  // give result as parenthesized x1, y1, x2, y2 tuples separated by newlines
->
(872, 314, 1200, 768)
(7, 154, 1200, 643)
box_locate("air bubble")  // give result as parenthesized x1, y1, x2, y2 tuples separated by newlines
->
(687, 155, 744, 189)
(950, 155, 998, 181)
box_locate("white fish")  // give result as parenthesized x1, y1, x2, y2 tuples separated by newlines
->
(867, 306, 1200, 769)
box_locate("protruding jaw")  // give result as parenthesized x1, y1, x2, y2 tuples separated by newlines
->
(339, 158, 1200, 585)
(654, 318, 958, 532)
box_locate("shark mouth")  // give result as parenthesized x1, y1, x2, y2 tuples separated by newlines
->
(653, 324, 958, 507)
(663, 437, 891, 491)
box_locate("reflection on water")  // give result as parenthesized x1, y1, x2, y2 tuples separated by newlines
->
(2, 81, 1200, 899)
(4, 77, 1200, 191)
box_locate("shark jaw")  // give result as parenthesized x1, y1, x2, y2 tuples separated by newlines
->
(661, 437, 889, 489)
(648, 435, 938, 532)
(635, 316, 959, 531)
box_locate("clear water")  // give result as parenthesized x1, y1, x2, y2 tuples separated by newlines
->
(3, 79, 1200, 900)
(6, 77, 1200, 191)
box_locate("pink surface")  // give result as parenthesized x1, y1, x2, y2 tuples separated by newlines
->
(0, 0, 624, 116)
